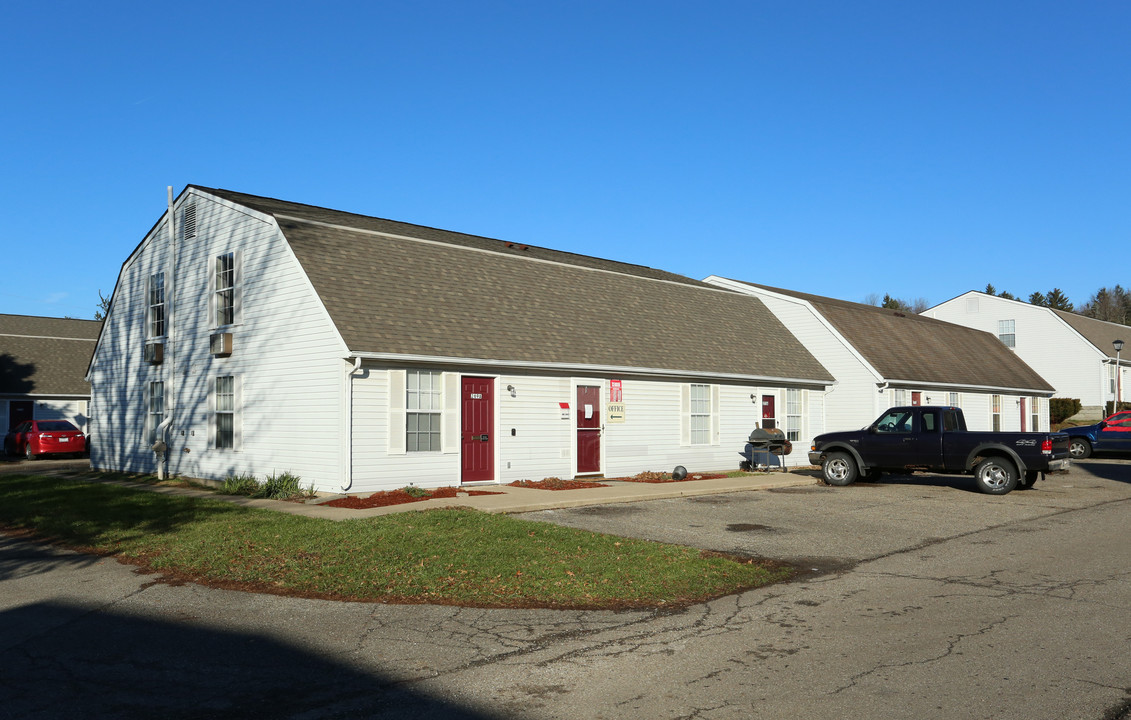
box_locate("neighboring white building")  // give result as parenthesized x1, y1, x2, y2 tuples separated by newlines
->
(86, 187, 834, 492)
(924, 291, 1130, 419)
(1, 314, 100, 434)
(703, 280, 1056, 434)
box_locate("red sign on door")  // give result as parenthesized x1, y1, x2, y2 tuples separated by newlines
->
(609, 379, 622, 403)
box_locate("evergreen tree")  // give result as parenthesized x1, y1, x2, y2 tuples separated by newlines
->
(1028, 292, 1048, 306)
(1081, 286, 1130, 324)
(1045, 288, 1073, 311)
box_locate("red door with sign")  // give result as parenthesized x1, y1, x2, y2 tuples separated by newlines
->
(912, 392, 922, 407)
(461, 377, 494, 483)
(577, 385, 601, 474)
(1019, 398, 1026, 431)
(761, 395, 776, 430)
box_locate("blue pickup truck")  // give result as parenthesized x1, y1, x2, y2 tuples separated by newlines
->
(809, 406, 1072, 495)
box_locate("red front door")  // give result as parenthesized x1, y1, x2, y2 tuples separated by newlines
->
(576, 385, 601, 474)
(761, 395, 776, 430)
(461, 377, 494, 483)
(1020, 398, 1027, 432)
(912, 392, 922, 407)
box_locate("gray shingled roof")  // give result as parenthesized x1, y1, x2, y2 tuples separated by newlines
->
(1051, 308, 1131, 358)
(731, 283, 1055, 393)
(196, 188, 833, 383)
(0, 315, 101, 395)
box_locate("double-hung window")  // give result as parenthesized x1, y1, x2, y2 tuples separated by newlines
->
(215, 376, 236, 449)
(407, 370, 442, 452)
(992, 394, 1002, 432)
(215, 252, 235, 326)
(147, 272, 165, 338)
(690, 384, 711, 445)
(786, 389, 802, 442)
(148, 381, 164, 445)
(998, 320, 1016, 348)
(1030, 397, 1041, 432)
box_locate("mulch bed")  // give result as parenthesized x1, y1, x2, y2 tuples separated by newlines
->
(323, 486, 503, 509)
(507, 478, 608, 491)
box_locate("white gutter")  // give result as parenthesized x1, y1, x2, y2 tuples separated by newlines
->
(882, 378, 1054, 396)
(155, 187, 176, 479)
(342, 356, 363, 491)
(346, 351, 832, 388)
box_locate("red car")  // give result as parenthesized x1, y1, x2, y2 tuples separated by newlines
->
(4, 420, 87, 460)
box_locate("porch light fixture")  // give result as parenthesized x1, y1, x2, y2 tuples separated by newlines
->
(506, 384, 516, 397)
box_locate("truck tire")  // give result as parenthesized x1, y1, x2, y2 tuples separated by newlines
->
(822, 452, 858, 486)
(1068, 438, 1092, 459)
(973, 457, 1017, 495)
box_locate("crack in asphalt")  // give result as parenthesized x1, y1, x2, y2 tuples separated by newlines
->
(830, 614, 1018, 694)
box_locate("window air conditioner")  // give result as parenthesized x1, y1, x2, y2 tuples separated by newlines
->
(144, 342, 164, 364)
(210, 332, 233, 356)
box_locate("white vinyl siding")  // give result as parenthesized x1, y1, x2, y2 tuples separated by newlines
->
(88, 189, 346, 482)
(926, 293, 1090, 415)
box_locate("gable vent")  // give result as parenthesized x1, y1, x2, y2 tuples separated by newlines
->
(180, 204, 197, 240)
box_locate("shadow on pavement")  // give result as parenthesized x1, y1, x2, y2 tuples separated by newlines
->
(0, 602, 501, 720)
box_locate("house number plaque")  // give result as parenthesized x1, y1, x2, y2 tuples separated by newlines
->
(470, 393, 483, 399)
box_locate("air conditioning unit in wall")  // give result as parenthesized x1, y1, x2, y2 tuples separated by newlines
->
(210, 332, 233, 357)
(144, 342, 164, 364)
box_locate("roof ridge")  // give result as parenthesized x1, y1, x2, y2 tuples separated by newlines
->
(192, 185, 671, 275)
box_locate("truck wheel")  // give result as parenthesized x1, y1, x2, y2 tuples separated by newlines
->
(823, 452, 858, 486)
(974, 457, 1017, 495)
(1068, 438, 1091, 459)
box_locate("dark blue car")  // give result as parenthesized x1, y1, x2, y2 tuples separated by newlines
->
(1064, 411, 1131, 458)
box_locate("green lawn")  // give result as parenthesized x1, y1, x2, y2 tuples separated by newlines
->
(0, 473, 791, 609)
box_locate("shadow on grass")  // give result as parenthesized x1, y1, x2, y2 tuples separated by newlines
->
(0, 474, 243, 549)
(0, 600, 500, 719)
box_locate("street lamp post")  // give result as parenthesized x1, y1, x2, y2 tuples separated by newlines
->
(1115, 339, 1125, 410)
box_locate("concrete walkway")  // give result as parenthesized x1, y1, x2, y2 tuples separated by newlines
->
(14, 460, 817, 520)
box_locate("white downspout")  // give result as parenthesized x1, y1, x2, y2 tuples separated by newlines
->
(342, 356, 363, 491)
(155, 186, 176, 479)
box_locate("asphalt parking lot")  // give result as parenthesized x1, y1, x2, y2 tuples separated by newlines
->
(2, 457, 1129, 719)
(522, 458, 1131, 575)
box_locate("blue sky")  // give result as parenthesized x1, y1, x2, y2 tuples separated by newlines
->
(2, 1, 1128, 319)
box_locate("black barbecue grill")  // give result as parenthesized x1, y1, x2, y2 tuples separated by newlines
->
(747, 426, 792, 471)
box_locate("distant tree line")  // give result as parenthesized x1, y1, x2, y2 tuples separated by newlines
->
(866, 285, 1131, 326)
